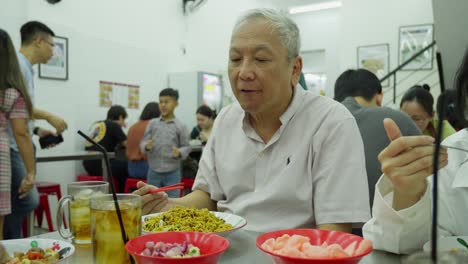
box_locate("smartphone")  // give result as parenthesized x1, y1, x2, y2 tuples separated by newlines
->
(39, 134, 64, 149)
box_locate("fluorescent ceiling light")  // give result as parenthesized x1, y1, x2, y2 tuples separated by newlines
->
(288, 1, 342, 14)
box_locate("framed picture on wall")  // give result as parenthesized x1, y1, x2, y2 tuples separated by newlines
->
(398, 24, 434, 71)
(357, 43, 390, 87)
(39, 36, 68, 80)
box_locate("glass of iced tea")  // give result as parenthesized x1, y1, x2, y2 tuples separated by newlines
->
(57, 181, 108, 244)
(90, 194, 141, 264)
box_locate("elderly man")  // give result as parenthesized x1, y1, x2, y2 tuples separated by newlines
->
(135, 8, 370, 233)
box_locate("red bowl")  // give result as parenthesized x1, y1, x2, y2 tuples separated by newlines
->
(125, 231, 230, 264)
(256, 229, 373, 264)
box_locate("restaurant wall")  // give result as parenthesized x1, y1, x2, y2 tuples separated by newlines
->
(432, 0, 468, 90)
(291, 8, 341, 96)
(339, 0, 435, 105)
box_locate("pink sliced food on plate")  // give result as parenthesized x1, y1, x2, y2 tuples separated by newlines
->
(261, 234, 373, 259)
(301, 243, 329, 258)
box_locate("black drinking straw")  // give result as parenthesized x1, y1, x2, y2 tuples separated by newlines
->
(431, 52, 447, 263)
(431, 106, 444, 263)
(78, 130, 134, 264)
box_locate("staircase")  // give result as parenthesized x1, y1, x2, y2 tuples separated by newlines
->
(381, 41, 442, 109)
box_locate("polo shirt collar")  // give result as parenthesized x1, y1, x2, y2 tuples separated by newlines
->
(241, 84, 305, 143)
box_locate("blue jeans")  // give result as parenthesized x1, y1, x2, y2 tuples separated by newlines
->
(147, 169, 181, 198)
(3, 148, 39, 239)
(128, 160, 149, 179)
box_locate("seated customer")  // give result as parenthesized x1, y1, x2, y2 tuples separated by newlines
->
(134, 8, 370, 233)
(400, 84, 456, 140)
(83, 105, 128, 192)
(363, 48, 468, 254)
(126, 102, 160, 179)
(194, 105, 216, 144)
(334, 69, 421, 207)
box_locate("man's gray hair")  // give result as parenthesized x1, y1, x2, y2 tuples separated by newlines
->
(233, 8, 301, 62)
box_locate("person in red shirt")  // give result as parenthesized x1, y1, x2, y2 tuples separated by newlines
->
(126, 102, 160, 179)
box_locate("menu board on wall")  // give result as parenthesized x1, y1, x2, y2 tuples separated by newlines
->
(99, 81, 140, 109)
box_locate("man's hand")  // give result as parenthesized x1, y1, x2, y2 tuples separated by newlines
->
(172, 146, 181, 158)
(18, 173, 35, 199)
(37, 128, 61, 148)
(378, 118, 448, 210)
(37, 127, 56, 138)
(46, 114, 68, 134)
(132, 181, 169, 215)
(145, 140, 154, 151)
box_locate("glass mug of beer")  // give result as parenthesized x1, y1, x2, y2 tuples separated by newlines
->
(90, 194, 141, 264)
(57, 181, 109, 244)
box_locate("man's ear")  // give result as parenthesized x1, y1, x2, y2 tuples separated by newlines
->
(291, 56, 303, 88)
(32, 36, 42, 47)
(376, 92, 383, 106)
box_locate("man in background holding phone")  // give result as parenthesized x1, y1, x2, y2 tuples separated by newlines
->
(4, 21, 68, 239)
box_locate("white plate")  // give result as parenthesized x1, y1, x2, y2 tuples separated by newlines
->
(423, 236, 468, 252)
(142, 211, 247, 236)
(2, 238, 75, 263)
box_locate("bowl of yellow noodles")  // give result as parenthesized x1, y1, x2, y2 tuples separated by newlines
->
(141, 207, 247, 236)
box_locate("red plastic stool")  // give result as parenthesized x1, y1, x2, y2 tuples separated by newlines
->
(124, 178, 146, 193)
(77, 174, 104, 181)
(35, 194, 52, 231)
(35, 182, 62, 232)
(77, 174, 119, 192)
(180, 178, 195, 197)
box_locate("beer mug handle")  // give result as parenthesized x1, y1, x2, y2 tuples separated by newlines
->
(57, 195, 73, 240)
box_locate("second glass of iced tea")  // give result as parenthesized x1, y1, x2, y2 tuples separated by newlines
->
(90, 194, 141, 264)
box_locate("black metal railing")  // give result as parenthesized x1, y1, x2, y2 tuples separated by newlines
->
(381, 40, 437, 104)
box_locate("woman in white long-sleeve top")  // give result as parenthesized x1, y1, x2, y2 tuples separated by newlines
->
(363, 48, 468, 254)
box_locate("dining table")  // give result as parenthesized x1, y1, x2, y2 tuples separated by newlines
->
(32, 229, 406, 263)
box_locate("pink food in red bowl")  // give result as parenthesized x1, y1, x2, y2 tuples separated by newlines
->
(256, 229, 373, 264)
(125, 232, 229, 264)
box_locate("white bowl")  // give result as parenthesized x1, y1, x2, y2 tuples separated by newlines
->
(423, 236, 468, 252)
(2, 238, 75, 263)
(142, 211, 247, 236)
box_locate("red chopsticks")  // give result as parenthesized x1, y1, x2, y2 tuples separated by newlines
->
(148, 183, 185, 194)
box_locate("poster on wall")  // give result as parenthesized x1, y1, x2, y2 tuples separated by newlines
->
(99, 81, 140, 109)
(39, 36, 68, 80)
(357, 43, 390, 87)
(399, 24, 434, 70)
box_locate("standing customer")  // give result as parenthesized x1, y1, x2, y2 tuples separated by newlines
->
(126, 102, 160, 179)
(0, 29, 35, 239)
(141, 88, 191, 198)
(5, 21, 68, 239)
